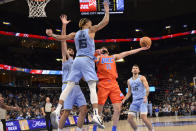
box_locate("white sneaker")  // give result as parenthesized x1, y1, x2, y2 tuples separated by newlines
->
(50, 111, 60, 129)
(92, 115, 105, 129)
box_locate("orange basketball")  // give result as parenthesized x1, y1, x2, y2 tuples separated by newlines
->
(140, 37, 152, 47)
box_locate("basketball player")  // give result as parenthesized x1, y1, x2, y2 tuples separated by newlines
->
(57, 15, 87, 131)
(122, 65, 154, 131)
(94, 46, 149, 131)
(46, 2, 109, 128)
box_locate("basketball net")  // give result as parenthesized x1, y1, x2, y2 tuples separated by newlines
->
(27, 0, 50, 18)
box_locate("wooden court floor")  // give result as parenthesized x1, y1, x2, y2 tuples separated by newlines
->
(52, 116, 196, 131)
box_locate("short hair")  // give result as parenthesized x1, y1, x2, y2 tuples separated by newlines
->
(100, 46, 108, 49)
(133, 64, 139, 68)
(79, 18, 91, 29)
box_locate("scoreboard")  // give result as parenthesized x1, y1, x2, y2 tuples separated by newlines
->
(80, 0, 124, 15)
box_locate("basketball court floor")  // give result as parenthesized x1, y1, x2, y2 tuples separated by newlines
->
(49, 116, 196, 131)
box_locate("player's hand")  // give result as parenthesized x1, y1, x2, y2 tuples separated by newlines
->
(143, 96, 148, 103)
(141, 45, 150, 50)
(60, 14, 71, 25)
(13, 107, 21, 111)
(46, 29, 53, 37)
(104, 1, 109, 13)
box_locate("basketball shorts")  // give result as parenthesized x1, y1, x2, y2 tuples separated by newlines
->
(62, 84, 87, 110)
(67, 57, 98, 82)
(98, 79, 124, 105)
(129, 98, 148, 114)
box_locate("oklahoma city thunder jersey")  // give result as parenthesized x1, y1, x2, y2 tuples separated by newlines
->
(96, 55, 118, 80)
(74, 29, 95, 59)
(129, 75, 146, 100)
(62, 58, 73, 82)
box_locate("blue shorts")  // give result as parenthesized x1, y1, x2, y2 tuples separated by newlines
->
(129, 98, 148, 114)
(62, 84, 87, 110)
(67, 57, 98, 82)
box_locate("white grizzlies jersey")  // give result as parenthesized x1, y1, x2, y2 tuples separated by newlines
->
(74, 29, 95, 59)
(129, 75, 146, 100)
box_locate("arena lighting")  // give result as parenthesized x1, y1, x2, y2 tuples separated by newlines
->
(56, 58, 62, 61)
(183, 25, 188, 28)
(56, 29, 61, 32)
(135, 29, 141, 32)
(115, 58, 124, 62)
(165, 25, 171, 29)
(178, 93, 183, 96)
(3, 21, 11, 25)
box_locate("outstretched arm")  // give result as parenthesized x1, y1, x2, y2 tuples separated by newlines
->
(60, 15, 71, 62)
(46, 29, 76, 41)
(114, 46, 150, 60)
(122, 79, 132, 104)
(0, 97, 20, 111)
(90, 1, 110, 33)
(141, 76, 150, 103)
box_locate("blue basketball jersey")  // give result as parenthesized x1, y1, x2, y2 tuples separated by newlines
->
(62, 58, 73, 82)
(74, 29, 95, 59)
(129, 75, 146, 100)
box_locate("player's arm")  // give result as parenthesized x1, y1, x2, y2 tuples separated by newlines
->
(114, 46, 150, 60)
(60, 15, 71, 62)
(0, 100, 20, 111)
(122, 79, 132, 103)
(141, 76, 150, 103)
(46, 29, 76, 41)
(90, 1, 109, 33)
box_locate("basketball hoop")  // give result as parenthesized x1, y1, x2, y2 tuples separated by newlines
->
(27, 0, 50, 18)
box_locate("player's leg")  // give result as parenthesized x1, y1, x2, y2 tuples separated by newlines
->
(127, 113, 138, 131)
(75, 87, 88, 130)
(76, 105, 87, 130)
(140, 102, 154, 131)
(110, 83, 124, 130)
(54, 59, 82, 115)
(81, 57, 104, 127)
(58, 110, 70, 130)
(127, 102, 140, 131)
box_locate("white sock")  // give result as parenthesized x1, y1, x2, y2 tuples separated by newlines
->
(76, 127, 82, 131)
(87, 81, 98, 104)
(93, 108, 99, 116)
(59, 81, 75, 102)
(58, 128, 63, 131)
(55, 104, 62, 114)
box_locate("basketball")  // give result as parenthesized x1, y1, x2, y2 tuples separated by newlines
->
(140, 37, 152, 47)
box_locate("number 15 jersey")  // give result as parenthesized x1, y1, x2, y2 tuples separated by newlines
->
(129, 75, 146, 101)
(74, 29, 95, 59)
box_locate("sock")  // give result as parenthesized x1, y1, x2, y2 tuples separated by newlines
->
(93, 125, 98, 131)
(76, 127, 82, 131)
(58, 128, 63, 131)
(88, 81, 98, 104)
(55, 104, 62, 114)
(112, 126, 117, 131)
(93, 108, 98, 116)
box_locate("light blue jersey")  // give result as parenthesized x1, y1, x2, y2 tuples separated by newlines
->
(129, 75, 146, 101)
(74, 29, 95, 59)
(62, 58, 87, 109)
(62, 58, 73, 82)
(67, 29, 98, 82)
(129, 75, 148, 113)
